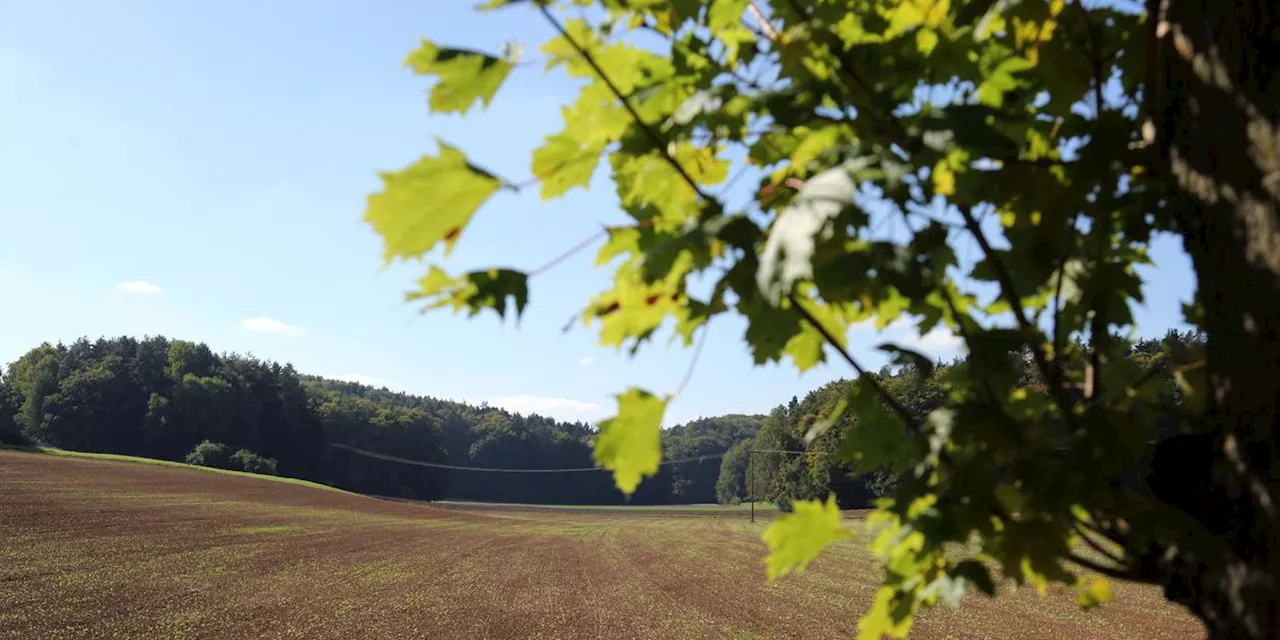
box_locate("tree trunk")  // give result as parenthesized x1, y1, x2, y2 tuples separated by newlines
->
(1147, 0, 1280, 637)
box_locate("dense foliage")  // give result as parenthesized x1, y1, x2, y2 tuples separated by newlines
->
(366, 0, 1279, 636)
(0, 335, 759, 505)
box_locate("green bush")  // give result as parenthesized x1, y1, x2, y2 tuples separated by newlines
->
(184, 440, 230, 468)
(229, 449, 278, 476)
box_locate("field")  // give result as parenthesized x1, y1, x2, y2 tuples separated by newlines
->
(0, 451, 1203, 639)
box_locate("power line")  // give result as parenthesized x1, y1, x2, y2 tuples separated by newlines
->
(330, 443, 728, 473)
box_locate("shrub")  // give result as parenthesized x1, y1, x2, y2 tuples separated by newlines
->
(228, 449, 278, 476)
(184, 440, 230, 468)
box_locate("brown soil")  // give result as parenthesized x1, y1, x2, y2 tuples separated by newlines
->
(0, 451, 1204, 639)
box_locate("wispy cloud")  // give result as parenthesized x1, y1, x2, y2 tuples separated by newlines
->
(578, 356, 595, 367)
(897, 327, 963, 353)
(324, 373, 396, 389)
(855, 318, 963, 358)
(239, 316, 306, 337)
(478, 395, 605, 423)
(115, 280, 165, 296)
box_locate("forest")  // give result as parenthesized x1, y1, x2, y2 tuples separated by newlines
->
(0, 331, 1201, 508)
(0, 335, 765, 505)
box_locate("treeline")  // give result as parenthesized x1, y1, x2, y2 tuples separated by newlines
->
(1, 332, 1199, 509)
(714, 329, 1206, 509)
(0, 335, 761, 505)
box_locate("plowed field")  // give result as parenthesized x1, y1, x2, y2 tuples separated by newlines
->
(0, 450, 1203, 639)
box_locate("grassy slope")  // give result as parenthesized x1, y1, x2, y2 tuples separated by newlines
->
(0, 444, 353, 495)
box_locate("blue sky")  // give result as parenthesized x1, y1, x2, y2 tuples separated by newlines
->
(0, 0, 1194, 426)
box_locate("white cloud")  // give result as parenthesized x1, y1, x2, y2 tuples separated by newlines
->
(324, 373, 396, 389)
(900, 328, 963, 352)
(855, 318, 963, 358)
(239, 316, 306, 337)
(480, 395, 605, 422)
(578, 356, 595, 367)
(115, 280, 165, 296)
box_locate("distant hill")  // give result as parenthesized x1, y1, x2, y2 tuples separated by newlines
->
(0, 335, 760, 505)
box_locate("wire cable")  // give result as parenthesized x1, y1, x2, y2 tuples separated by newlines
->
(330, 443, 728, 473)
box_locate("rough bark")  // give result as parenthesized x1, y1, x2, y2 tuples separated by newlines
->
(1145, 1, 1280, 637)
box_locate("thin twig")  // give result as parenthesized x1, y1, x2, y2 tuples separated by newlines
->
(1066, 551, 1148, 582)
(1074, 523, 1129, 565)
(537, 5, 713, 203)
(720, 162, 754, 198)
(529, 228, 609, 277)
(672, 318, 714, 399)
(955, 204, 1081, 430)
(1070, 0, 1107, 119)
(1051, 213, 1080, 373)
(746, 2, 779, 42)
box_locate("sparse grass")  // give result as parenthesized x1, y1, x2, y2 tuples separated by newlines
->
(232, 525, 301, 535)
(0, 449, 1203, 639)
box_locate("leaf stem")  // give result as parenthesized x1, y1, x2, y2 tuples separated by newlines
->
(528, 228, 609, 278)
(672, 318, 713, 399)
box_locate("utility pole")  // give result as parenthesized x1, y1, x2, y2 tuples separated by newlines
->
(749, 446, 755, 523)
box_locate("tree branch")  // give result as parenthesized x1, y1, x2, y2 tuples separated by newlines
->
(955, 204, 1081, 429)
(1051, 213, 1081, 377)
(537, 5, 714, 204)
(787, 292, 921, 433)
(1074, 523, 1129, 566)
(1069, 0, 1107, 119)
(1066, 551, 1150, 583)
(746, 2, 778, 42)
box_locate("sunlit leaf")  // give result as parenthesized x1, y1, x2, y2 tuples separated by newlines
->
(977, 56, 1033, 107)
(762, 495, 851, 580)
(593, 388, 667, 495)
(364, 141, 503, 260)
(407, 267, 529, 320)
(405, 40, 512, 115)
(1077, 575, 1113, 609)
(531, 133, 604, 199)
(857, 586, 917, 640)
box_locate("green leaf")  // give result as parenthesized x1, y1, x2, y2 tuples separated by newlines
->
(952, 560, 997, 596)
(593, 388, 667, 495)
(407, 267, 529, 320)
(916, 28, 940, 55)
(977, 56, 1033, 107)
(762, 495, 851, 580)
(838, 378, 919, 473)
(857, 586, 917, 640)
(364, 141, 503, 260)
(531, 133, 604, 199)
(785, 296, 847, 372)
(405, 40, 512, 115)
(475, 0, 528, 10)
(611, 145, 723, 222)
(1076, 575, 1113, 609)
